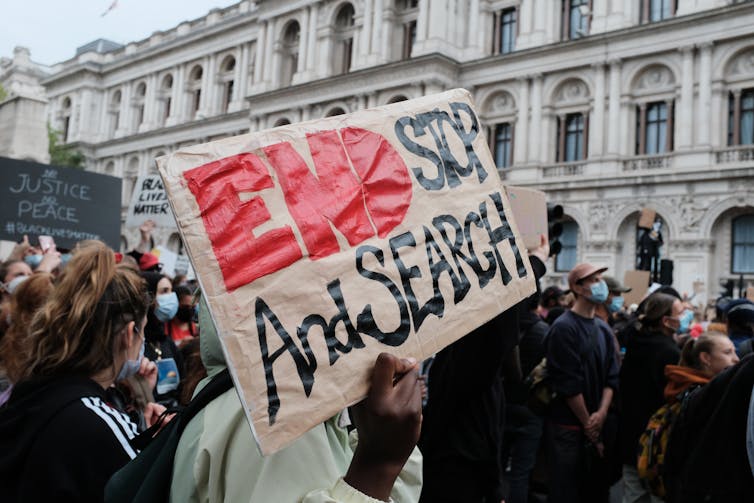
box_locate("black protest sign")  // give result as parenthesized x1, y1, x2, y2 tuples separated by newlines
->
(0, 157, 122, 249)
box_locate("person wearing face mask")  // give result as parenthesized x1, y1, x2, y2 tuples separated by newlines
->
(595, 276, 632, 326)
(544, 263, 620, 503)
(167, 285, 198, 346)
(617, 293, 684, 503)
(0, 241, 158, 501)
(140, 272, 184, 407)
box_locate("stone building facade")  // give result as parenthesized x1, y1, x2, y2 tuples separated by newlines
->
(3, 0, 754, 302)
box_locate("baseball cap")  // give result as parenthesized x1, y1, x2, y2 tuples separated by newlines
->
(567, 263, 608, 288)
(604, 275, 631, 294)
(139, 252, 161, 271)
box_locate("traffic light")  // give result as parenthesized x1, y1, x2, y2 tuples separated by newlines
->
(548, 203, 564, 257)
(720, 278, 734, 298)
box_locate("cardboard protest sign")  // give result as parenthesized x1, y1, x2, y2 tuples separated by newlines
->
(639, 208, 656, 230)
(157, 88, 536, 454)
(505, 186, 547, 250)
(623, 270, 651, 306)
(125, 174, 176, 228)
(0, 157, 121, 249)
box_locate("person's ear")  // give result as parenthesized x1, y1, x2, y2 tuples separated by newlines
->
(124, 320, 137, 349)
(699, 351, 712, 368)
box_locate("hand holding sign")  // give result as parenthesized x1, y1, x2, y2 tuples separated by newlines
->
(345, 353, 422, 501)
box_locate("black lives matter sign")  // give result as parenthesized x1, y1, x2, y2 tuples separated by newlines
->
(0, 157, 121, 249)
(125, 174, 176, 228)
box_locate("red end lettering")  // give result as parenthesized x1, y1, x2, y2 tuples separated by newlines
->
(263, 131, 375, 260)
(340, 127, 412, 238)
(184, 153, 302, 291)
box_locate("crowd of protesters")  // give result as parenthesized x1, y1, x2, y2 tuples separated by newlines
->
(0, 221, 753, 502)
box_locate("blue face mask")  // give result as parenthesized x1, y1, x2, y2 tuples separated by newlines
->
(117, 331, 144, 381)
(24, 254, 43, 268)
(154, 292, 179, 322)
(677, 309, 694, 334)
(588, 280, 609, 304)
(608, 296, 624, 313)
(60, 253, 72, 267)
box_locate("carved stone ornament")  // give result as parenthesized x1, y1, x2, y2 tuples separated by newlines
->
(554, 79, 589, 105)
(635, 65, 675, 92)
(588, 201, 619, 232)
(669, 194, 712, 233)
(728, 49, 754, 78)
(487, 91, 515, 114)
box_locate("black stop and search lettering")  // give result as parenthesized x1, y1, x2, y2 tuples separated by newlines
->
(251, 101, 527, 426)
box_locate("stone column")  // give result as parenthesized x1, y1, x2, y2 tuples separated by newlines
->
(514, 77, 530, 164)
(361, 0, 373, 58)
(141, 73, 157, 131)
(118, 84, 132, 136)
(427, 0, 448, 41)
(697, 43, 712, 146)
(297, 8, 309, 74)
(531, 0, 546, 45)
(469, 0, 480, 50)
(307, 4, 318, 72)
(417, 0, 429, 42)
(607, 59, 621, 156)
(264, 19, 276, 84)
(591, 63, 606, 157)
(233, 44, 249, 111)
(77, 89, 93, 141)
(530, 74, 543, 163)
(198, 55, 211, 117)
(168, 65, 184, 125)
(517, 0, 534, 48)
(372, 0, 383, 59)
(710, 83, 724, 148)
(254, 22, 267, 84)
(677, 46, 694, 149)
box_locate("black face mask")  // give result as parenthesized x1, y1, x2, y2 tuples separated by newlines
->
(175, 306, 194, 323)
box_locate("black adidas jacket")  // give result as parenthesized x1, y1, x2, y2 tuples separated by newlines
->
(0, 375, 138, 502)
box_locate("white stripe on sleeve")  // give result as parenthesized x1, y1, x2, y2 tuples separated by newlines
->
(80, 397, 137, 459)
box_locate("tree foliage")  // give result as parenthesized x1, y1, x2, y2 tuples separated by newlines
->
(0, 83, 7, 102)
(48, 124, 85, 169)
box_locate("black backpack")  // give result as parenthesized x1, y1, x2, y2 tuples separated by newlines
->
(104, 369, 233, 503)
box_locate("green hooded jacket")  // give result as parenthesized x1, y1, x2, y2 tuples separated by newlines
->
(169, 298, 422, 502)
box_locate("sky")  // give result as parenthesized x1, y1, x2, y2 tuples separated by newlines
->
(1, 0, 240, 66)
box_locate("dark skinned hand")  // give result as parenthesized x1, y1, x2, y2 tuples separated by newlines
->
(344, 353, 423, 501)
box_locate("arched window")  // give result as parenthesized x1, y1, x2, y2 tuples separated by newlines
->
(219, 55, 236, 113)
(104, 161, 115, 175)
(124, 157, 140, 208)
(555, 220, 579, 272)
(641, 0, 676, 24)
(732, 214, 754, 274)
(395, 0, 419, 60)
(132, 82, 147, 130)
(333, 3, 355, 75)
(188, 65, 203, 117)
(325, 107, 346, 117)
(61, 96, 72, 142)
(562, 0, 590, 40)
(483, 90, 517, 168)
(631, 64, 676, 155)
(280, 22, 300, 87)
(108, 90, 121, 138)
(159, 74, 173, 125)
(551, 78, 591, 163)
(386, 95, 409, 104)
(274, 117, 291, 127)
